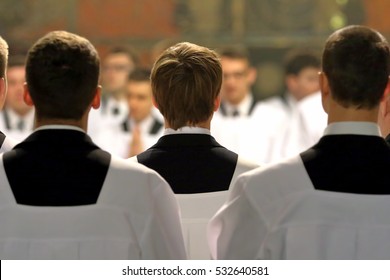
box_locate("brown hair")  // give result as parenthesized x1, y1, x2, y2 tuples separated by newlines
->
(26, 31, 100, 120)
(322, 25, 390, 109)
(151, 42, 222, 129)
(0, 36, 9, 78)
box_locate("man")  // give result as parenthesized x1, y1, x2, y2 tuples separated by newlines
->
(132, 42, 258, 259)
(134, 42, 258, 192)
(210, 47, 260, 154)
(0, 36, 17, 153)
(0, 31, 186, 259)
(0, 55, 34, 142)
(217, 47, 258, 117)
(88, 46, 138, 140)
(260, 50, 326, 163)
(208, 25, 390, 259)
(95, 68, 163, 157)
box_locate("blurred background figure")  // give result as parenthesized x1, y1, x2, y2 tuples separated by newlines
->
(94, 68, 163, 158)
(260, 50, 326, 163)
(0, 55, 34, 143)
(211, 47, 260, 153)
(88, 46, 139, 139)
(216, 47, 258, 118)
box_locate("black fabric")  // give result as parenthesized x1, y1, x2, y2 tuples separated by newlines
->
(3, 129, 111, 206)
(137, 134, 238, 194)
(300, 135, 390, 194)
(121, 118, 163, 135)
(0, 131, 6, 148)
(385, 134, 390, 145)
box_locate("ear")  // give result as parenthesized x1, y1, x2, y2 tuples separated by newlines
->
(152, 96, 158, 109)
(379, 77, 390, 115)
(247, 66, 257, 85)
(319, 71, 330, 114)
(214, 94, 221, 112)
(91, 85, 101, 110)
(23, 83, 34, 106)
(0, 77, 6, 108)
(285, 74, 297, 91)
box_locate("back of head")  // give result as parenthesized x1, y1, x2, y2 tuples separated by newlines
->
(26, 31, 100, 120)
(322, 25, 390, 109)
(0, 36, 9, 78)
(151, 42, 222, 129)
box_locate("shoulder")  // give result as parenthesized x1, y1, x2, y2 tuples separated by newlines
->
(0, 135, 18, 154)
(234, 155, 313, 213)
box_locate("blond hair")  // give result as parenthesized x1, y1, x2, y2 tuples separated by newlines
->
(0, 36, 9, 78)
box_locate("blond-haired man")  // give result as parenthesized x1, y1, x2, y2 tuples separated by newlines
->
(134, 42, 257, 193)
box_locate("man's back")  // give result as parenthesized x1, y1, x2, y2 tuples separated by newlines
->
(0, 127, 186, 259)
(208, 122, 390, 259)
(136, 132, 258, 194)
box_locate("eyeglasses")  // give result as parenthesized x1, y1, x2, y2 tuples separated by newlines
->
(223, 70, 248, 80)
(102, 64, 132, 73)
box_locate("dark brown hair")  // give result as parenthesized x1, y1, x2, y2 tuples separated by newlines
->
(26, 31, 100, 120)
(322, 25, 390, 109)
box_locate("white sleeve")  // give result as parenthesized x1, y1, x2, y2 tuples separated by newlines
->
(139, 171, 187, 259)
(207, 175, 268, 260)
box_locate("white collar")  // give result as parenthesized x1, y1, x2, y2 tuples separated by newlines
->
(223, 93, 253, 117)
(324, 122, 381, 137)
(129, 114, 155, 135)
(34, 125, 85, 133)
(164, 126, 211, 135)
(6, 108, 34, 130)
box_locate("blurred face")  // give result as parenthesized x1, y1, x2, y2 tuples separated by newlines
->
(6, 65, 31, 116)
(101, 53, 134, 95)
(220, 57, 256, 105)
(286, 67, 320, 101)
(126, 80, 153, 123)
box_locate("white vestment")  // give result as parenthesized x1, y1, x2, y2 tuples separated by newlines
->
(0, 155, 186, 260)
(208, 155, 390, 259)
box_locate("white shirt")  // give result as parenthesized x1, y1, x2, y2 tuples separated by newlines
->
(164, 126, 211, 135)
(221, 93, 254, 117)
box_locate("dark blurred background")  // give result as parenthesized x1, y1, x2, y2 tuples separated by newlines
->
(0, 0, 386, 99)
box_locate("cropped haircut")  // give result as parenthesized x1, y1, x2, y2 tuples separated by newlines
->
(106, 46, 139, 65)
(322, 25, 390, 109)
(0, 36, 9, 78)
(284, 50, 320, 75)
(128, 67, 151, 82)
(8, 55, 26, 68)
(151, 42, 222, 129)
(218, 46, 250, 64)
(26, 31, 100, 120)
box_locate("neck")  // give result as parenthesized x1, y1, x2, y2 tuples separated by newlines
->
(327, 100, 379, 124)
(165, 117, 212, 130)
(34, 111, 89, 131)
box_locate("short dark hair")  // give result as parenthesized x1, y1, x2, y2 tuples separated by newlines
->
(106, 46, 139, 65)
(8, 55, 25, 68)
(284, 50, 320, 75)
(128, 67, 151, 82)
(152, 42, 222, 129)
(218, 46, 251, 63)
(322, 25, 390, 109)
(0, 36, 9, 78)
(26, 31, 100, 120)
